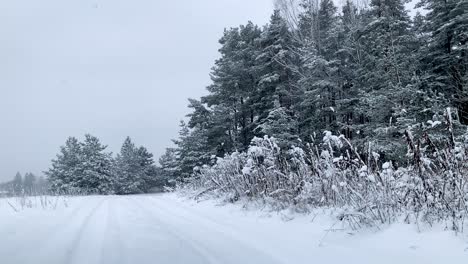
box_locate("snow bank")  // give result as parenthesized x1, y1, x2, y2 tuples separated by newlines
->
(168, 193, 468, 264)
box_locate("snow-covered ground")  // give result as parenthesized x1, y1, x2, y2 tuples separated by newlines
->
(0, 194, 467, 264)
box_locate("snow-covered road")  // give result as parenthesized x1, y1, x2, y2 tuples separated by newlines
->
(0, 194, 467, 264)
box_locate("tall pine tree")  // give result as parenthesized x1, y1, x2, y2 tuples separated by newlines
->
(417, 0, 468, 124)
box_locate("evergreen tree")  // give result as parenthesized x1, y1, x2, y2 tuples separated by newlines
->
(114, 137, 157, 194)
(45, 135, 163, 195)
(166, 5, 467, 185)
(202, 23, 263, 151)
(159, 147, 180, 184)
(417, 0, 468, 124)
(255, 10, 299, 116)
(114, 137, 144, 194)
(12, 172, 23, 194)
(297, 0, 319, 47)
(136, 146, 158, 190)
(80, 134, 114, 194)
(254, 10, 301, 148)
(23, 173, 36, 195)
(172, 121, 213, 180)
(46, 137, 82, 193)
(258, 104, 300, 149)
(36, 176, 48, 194)
(297, 0, 341, 139)
(353, 0, 419, 158)
(46, 135, 115, 194)
(334, 0, 361, 140)
(317, 0, 338, 56)
(186, 98, 229, 156)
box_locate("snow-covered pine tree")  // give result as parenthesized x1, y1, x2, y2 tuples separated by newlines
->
(202, 23, 263, 152)
(46, 137, 82, 193)
(46, 135, 115, 194)
(297, 0, 341, 140)
(114, 137, 160, 194)
(159, 147, 180, 184)
(333, 0, 362, 140)
(254, 10, 302, 148)
(297, 0, 319, 48)
(36, 176, 49, 194)
(12, 172, 23, 194)
(353, 0, 418, 159)
(135, 145, 158, 192)
(80, 134, 114, 194)
(172, 121, 213, 180)
(255, 10, 300, 121)
(23, 172, 36, 195)
(417, 0, 468, 124)
(258, 103, 300, 149)
(186, 98, 230, 157)
(114, 137, 146, 194)
(167, 2, 468, 202)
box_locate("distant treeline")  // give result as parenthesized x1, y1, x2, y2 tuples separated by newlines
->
(45, 135, 169, 195)
(0, 172, 48, 196)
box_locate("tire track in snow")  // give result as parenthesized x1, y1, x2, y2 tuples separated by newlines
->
(62, 197, 109, 264)
(144, 195, 283, 264)
(128, 196, 221, 264)
(131, 195, 282, 264)
(147, 195, 241, 234)
(100, 196, 125, 264)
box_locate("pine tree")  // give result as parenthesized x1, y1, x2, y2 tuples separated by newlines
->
(417, 0, 468, 124)
(317, 0, 338, 56)
(202, 23, 263, 151)
(255, 10, 301, 146)
(46, 135, 115, 194)
(159, 147, 180, 183)
(12, 172, 23, 194)
(187, 98, 231, 156)
(334, 0, 361, 140)
(258, 104, 300, 149)
(114, 137, 157, 194)
(298, 0, 319, 46)
(173, 121, 213, 180)
(165, 2, 467, 183)
(256, 10, 299, 114)
(135, 145, 158, 191)
(80, 134, 114, 194)
(114, 137, 144, 194)
(23, 173, 37, 195)
(353, 0, 418, 158)
(36, 176, 48, 194)
(297, 0, 340, 139)
(46, 137, 82, 193)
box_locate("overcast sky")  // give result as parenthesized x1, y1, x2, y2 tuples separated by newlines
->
(0, 0, 273, 181)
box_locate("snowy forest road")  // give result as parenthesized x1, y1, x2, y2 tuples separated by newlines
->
(0, 195, 280, 264)
(1, 194, 467, 264)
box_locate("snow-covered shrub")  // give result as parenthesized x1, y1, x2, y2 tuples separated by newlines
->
(400, 124, 468, 231)
(186, 125, 468, 232)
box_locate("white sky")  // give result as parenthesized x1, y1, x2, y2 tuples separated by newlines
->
(0, 0, 273, 181)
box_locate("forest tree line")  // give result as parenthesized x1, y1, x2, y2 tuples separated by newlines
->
(0, 172, 48, 196)
(156, 0, 467, 230)
(2, 135, 169, 196)
(160, 0, 467, 181)
(44, 135, 167, 195)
